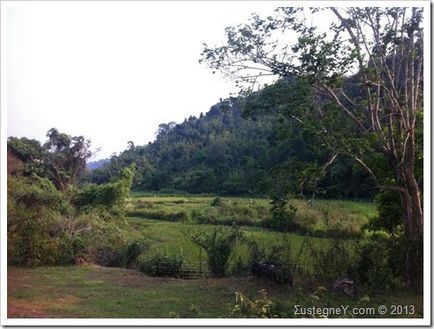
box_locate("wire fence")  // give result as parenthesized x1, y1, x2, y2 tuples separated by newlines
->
(155, 262, 211, 280)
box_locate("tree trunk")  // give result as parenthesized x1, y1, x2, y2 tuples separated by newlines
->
(398, 131, 423, 291)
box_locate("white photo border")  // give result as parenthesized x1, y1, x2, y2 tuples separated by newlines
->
(0, 0, 431, 326)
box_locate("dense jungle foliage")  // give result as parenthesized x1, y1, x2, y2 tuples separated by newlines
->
(83, 92, 376, 200)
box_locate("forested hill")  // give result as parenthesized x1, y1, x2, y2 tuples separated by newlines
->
(84, 94, 375, 199)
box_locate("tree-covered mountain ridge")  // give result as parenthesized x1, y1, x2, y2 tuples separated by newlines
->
(85, 89, 375, 199)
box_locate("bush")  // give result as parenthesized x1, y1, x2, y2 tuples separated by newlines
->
(244, 236, 309, 276)
(211, 197, 222, 207)
(73, 165, 134, 211)
(7, 175, 69, 266)
(353, 233, 394, 291)
(265, 198, 298, 232)
(352, 231, 407, 291)
(127, 209, 189, 222)
(308, 239, 354, 282)
(8, 170, 134, 267)
(123, 240, 148, 268)
(362, 191, 402, 232)
(231, 290, 276, 318)
(191, 207, 219, 224)
(190, 227, 241, 277)
(58, 210, 128, 266)
(138, 253, 184, 277)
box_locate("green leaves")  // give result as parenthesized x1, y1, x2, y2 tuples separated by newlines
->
(190, 227, 242, 277)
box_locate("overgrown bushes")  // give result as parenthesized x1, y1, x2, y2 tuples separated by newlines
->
(7, 175, 70, 266)
(7, 167, 135, 267)
(352, 230, 407, 291)
(8, 170, 411, 291)
(308, 239, 354, 282)
(138, 253, 184, 277)
(191, 227, 241, 277)
(191, 202, 265, 226)
(127, 209, 190, 222)
(265, 198, 298, 232)
(73, 166, 134, 211)
(304, 230, 408, 291)
(362, 191, 402, 232)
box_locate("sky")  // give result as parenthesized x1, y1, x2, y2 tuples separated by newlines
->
(5, 1, 283, 160)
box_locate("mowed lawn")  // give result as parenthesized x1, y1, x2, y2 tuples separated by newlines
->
(8, 266, 242, 318)
(8, 266, 423, 318)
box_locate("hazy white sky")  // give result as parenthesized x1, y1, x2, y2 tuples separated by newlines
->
(5, 1, 282, 160)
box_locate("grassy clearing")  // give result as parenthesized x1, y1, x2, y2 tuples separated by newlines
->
(125, 217, 359, 276)
(8, 266, 423, 318)
(9, 195, 422, 319)
(126, 195, 376, 237)
(124, 195, 376, 277)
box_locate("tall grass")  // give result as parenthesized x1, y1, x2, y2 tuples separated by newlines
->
(126, 218, 359, 278)
(126, 196, 376, 238)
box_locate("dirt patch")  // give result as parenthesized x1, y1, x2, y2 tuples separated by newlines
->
(8, 296, 78, 318)
(8, 301, 50, 318)
(91, 268, 285, 292)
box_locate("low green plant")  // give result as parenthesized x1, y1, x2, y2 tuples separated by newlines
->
(71, 211, 127, 266)
(190, 227, 241, 277)
(231, 289, 276, 318)
(123, 240, 148, 268)
(244, 237, 299, 283)
(362, 191, 402, 232)
(352, 231, 406, 291)
(138, 253, 184, 278)
(73, 165, 134, 212)
(127, 209, 190, 222)
(266, 198, 298, 232)
(190, 207, 219, 224)
(246, 238, 291, 264)
(308, 239, 354, 282)
(210, 197, 222, 207)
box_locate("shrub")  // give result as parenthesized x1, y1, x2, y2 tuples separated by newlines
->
(73, 165, 134, 211)
(362, 191, 402, 232)
(231, 289, 276, 318)
(231, 255, 249, 276)
(308, 239, 354, 282)
(191, 207, 218, 224)
(138, 253, 184, 277)
(244, 236, 308, 276)
(127, 209, 189, 222)
(265, 199, 298, 232)
(211, 197, 222, 207)
(7, 175, 69, 266)
(353, 233, 394, 291)
(8, 172, 132, 267)
(190, 227, 241, 277)
(58, 210, 127, 266)
(352, 231, 408, 291)
(385, 228, 407, 286)
(123, 240, 148, 268)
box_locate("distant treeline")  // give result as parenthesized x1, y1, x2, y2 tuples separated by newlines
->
(83, 91, 375, 199)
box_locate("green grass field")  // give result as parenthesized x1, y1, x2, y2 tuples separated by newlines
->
(8, 195, 423, 318)
(126, 217, 357, 277)
(126, 195, 376, 237)
(8, 266, 423, 318)
(124, 195, 376, 275)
